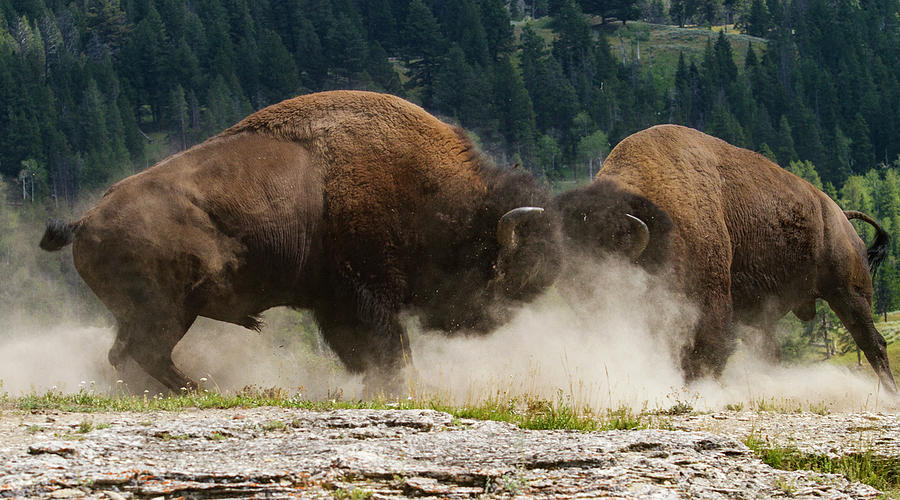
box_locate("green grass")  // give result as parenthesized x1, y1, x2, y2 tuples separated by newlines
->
(517, 18, 766, 91)
(2, 387, 659, 432)
(745, 434, 900, 496)
(600, 22, 766, 85)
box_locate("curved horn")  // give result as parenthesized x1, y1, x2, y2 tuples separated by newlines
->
(625, 214, 650, 260)
(497, 207, 545, 249)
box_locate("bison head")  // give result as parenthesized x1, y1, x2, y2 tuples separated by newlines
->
(492, 206, 561, 300)
(412, 168, 562, 334)
(553, 179, 673, 272)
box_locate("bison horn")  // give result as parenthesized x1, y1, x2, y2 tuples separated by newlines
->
(625, 214, 650, 260)
(498, 207, 546, 249)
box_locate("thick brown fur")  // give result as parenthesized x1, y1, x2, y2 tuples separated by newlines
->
(41, 91, 561, 393)
(554, 124, 896, 391)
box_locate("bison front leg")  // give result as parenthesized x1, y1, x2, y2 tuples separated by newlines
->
(681, 294, 736, 383)
(315, 302, 412, 398)
(825, 291, 897, 393)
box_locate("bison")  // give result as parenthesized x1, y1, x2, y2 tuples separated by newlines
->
(40, 90, 561, 393)
(553, 124, 896, 392)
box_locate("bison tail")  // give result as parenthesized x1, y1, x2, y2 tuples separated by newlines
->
(844, 210, 890, 276)
(39, 219, 76, 251)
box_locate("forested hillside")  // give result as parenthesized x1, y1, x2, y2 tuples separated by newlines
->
(2, 0, 899, 342)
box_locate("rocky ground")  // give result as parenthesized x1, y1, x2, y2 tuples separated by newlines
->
(2, 406, 898, 499)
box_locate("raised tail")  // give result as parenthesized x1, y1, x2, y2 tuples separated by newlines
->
(844, 210, 890, 276)
(39, 219, 76, 251)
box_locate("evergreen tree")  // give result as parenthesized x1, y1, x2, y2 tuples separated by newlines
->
(258, 29, 299, 104)
(84, 0, 128, 58)
(697, 0, 723, 26)
(551, 0, 595, 105)
(363, 0, 396, 50)
(479, 0, 513, 60)
(120, 1, 169, 123)
(744, 0, 770, 36)
(442, 0, 489, 67)
(492, 57, 537, 156)
(713, 31, 737, 87)
(325, 13, 368, 81)
(848, 113, 875, 173)
(167, 83, 187, 149)
(401, 0, 447, 102)
(201, 0, 236, 79)
(521, 31, 578, 139)
(293, 15, 326, 87)
(169, 37, 201, 91)
(670, 0, 699, 27)
(707, 105, 746, 146)
(581, 0, 641, 23)
(672, 52, 691, 124)
(431, 43, 491, 125)
(366, 41, 401, 93)
(773, 115, 796, 165)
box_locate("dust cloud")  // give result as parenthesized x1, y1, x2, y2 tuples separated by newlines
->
(0, 258, 895, 411)
(408, 258, 897, 412)
(0, 314, 363, 399)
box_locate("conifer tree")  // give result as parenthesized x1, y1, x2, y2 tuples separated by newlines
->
(744, 0, 770, 36)
(363, 0, 396, 50)
(325, 13, 368, 81)
(442, 0, 489, 67)
(480, 0, 513, 59)
(492, 56, 537, 156)
(258, 29, 299, 104)
(401, 0, 447, 102)
(848, 113, 875, 173)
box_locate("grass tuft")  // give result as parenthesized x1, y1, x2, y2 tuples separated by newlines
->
(2, 387, 662, 432)
(744, 434, 900, 495)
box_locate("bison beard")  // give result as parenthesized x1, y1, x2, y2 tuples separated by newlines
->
(40, 91, 561, 394)
(554, 124, 897, 393)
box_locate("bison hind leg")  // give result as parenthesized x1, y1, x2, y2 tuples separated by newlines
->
(111, 313, 198, 393)
(824, 291, 897, 393)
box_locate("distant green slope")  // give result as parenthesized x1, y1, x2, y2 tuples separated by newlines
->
(599, 22, 767, 84)
(517, 18, 767, 88)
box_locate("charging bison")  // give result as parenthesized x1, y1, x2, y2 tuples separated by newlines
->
(554, 124, 896, 392)
(40, 90, 561, 393)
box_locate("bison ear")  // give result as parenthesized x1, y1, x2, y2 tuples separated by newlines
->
(510, 163, 521, 170)
(497, 206, 545, 250)
(624, 214, 650, 260)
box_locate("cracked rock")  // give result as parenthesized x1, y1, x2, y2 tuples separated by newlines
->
(0, 407, 890, 498)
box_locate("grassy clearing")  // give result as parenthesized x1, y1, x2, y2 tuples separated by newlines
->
(1, 386, 672, 432)
(601, 22, 765, 84)
(744, 434, 900, 497)
(517, 18, 765, 90)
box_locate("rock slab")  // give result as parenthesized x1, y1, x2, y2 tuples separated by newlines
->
(0, 408, 884, 498)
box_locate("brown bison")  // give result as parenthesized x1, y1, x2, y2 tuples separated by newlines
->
(41, 90, 561, 393)
(553, 124, 896, 391)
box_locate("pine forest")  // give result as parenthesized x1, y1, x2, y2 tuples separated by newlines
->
(2, 0, 900, 359)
